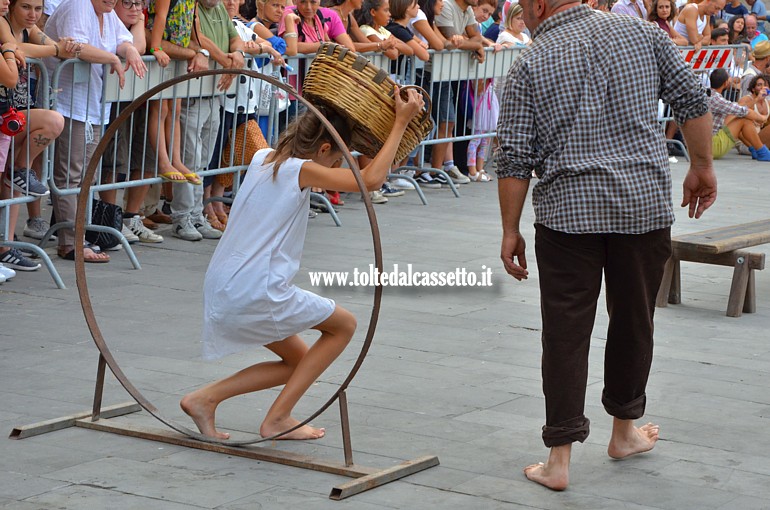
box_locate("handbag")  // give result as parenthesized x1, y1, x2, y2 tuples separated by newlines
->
(85, 199, 124, 250)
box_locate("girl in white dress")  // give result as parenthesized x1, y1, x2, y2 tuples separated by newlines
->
(180, 87, 425, 440)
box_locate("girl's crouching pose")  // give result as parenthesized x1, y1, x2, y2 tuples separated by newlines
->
(181, 87, 425, 440)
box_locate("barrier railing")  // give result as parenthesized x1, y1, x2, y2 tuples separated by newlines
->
(11, 41, 725, 288)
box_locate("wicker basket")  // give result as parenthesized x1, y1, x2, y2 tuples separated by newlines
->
(303, 43, 433, 162)
(219, 118, 270, 188)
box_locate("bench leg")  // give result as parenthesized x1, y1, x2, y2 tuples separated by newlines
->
(744, 270, 756, 314)
(656, 257, 677, 308)
(727, 254, 751, 317)
(669, 259, 681, 304)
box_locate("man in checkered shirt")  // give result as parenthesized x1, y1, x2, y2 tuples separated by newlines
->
(496, 0, 717, 491)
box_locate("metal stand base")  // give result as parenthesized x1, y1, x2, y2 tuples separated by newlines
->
(9, 403, 439, 500)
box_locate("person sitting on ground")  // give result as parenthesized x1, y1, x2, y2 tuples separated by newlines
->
(179, 88, 424, 441)
(709, 68, 770, 160)
(741, 39, 770, 96)
(739, 73, 770, 150)
(674, 0, 725, 51)
(649, 0, 688, 45)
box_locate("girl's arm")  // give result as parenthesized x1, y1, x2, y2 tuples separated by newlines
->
(367, 34, 398, 59)
(407, 37, 430, 61)
(18, 26, 59, 58)
(0, 41, 19, 89)
(412, 19, 444, 50)
(148, 0, 171, 65)
(299, 87, 425, 192)
(130, 14, 147, 54)
(392, 36, 414, 56)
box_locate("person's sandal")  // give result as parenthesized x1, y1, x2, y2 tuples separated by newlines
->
(206, 213, 226, 232)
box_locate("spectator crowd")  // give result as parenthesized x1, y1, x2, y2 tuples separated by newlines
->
(0, 0, 766, 284)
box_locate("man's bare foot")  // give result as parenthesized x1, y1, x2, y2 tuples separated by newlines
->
(607, 421, 659, 459)
(523, 462, 569, 491)
(180, 392, 230, 440)
(260, 416, 325, 440)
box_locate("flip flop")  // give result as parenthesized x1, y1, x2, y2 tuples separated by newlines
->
(58, 245, 110, 263)
(159, 170, 187, 183)
(183, 172, 202, 185)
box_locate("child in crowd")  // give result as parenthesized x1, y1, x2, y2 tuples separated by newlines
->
(145, 0, 201, 186)
(496, 3, 530, 48)
(356, 0, 413, 60)
(386, 0, 430, 61)
(466, 78, 497, 181)
(180, 87, 424, 440)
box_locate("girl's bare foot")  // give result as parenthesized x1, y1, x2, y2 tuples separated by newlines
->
(180, 392, 230, 440)
(523, 461, 569, 491)
(260, 416, 325, 440)
(607, 421, 659, 460)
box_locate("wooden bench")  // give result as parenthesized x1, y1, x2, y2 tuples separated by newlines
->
(656, 220, 770, 317)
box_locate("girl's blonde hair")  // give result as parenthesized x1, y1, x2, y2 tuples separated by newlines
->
(268, 109, 352, 176)
(504, 3, 523, 32)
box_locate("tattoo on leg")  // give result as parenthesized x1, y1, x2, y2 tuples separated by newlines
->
(33, 134, 51, 147)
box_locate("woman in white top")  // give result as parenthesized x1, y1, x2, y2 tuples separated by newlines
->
(496, 2, 529, 48)
(180, 89, 425, 441)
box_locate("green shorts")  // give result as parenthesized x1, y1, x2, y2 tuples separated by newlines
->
(712, 126, 737, 159)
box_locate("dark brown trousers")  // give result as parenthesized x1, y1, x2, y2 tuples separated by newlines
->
(534, 225, 671, 448)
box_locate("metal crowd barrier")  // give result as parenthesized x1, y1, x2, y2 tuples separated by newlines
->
(0, 59, 63, 286)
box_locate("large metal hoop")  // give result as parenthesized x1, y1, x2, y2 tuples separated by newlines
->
(74, 68, 383, 445)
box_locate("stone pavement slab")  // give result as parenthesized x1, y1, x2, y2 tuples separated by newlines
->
(2, 152, 770, 508)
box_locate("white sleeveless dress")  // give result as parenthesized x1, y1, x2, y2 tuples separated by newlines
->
(201, 149, 336, 360)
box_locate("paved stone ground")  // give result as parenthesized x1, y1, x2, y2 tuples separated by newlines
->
(2, 151, 770, 509)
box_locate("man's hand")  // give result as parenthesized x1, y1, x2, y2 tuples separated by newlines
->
(501, 231, 528, 280)
(228, 50, 245, 69)
(681, 164, 717, 219)
(188, 51, 209, 72)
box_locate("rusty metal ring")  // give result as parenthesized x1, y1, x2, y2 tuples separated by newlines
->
(75, 68, 383, 445)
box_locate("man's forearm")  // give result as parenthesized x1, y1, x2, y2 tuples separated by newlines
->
(679, 113, 714, 167)
(498, 176, 530, 235)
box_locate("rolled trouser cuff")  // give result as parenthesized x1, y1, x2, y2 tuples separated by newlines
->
(542, 416, 590, 447)
(602, 391, 646, 420)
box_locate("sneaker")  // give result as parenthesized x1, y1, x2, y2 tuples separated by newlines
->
(390, 177, 415, 190)
(121, 223, 140, 243)
(173, 217, 203, 241)
(736, 141, 752, 156)
(754, 145, 770, 162)
(750, 146, 757, 159)
(415, 173, 441, 189)
(668, 156, 679, 164)
(125, 215, 163, 243)
(444, 165, 470, 184)
(0, 248, 41, 271)
(0, 273, 5, 284)
(308, 209, 318, 219)
(6, 168, 49, 196)
(368, 190, 388, 204)
(0, 263, 15, 280)
(193, 218, 223, 239)
(380, 182, 404, 197)
(23, 217, 56, 241)
(432, 172, 449, 186)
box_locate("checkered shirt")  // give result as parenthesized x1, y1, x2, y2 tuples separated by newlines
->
(496, 6, 708, 234)
(707, 90, 748, 135)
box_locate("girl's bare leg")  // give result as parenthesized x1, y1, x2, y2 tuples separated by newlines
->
(180, 306, 355, 440)
(148, 100, 185, 181)
(260, 306, 355, 439)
